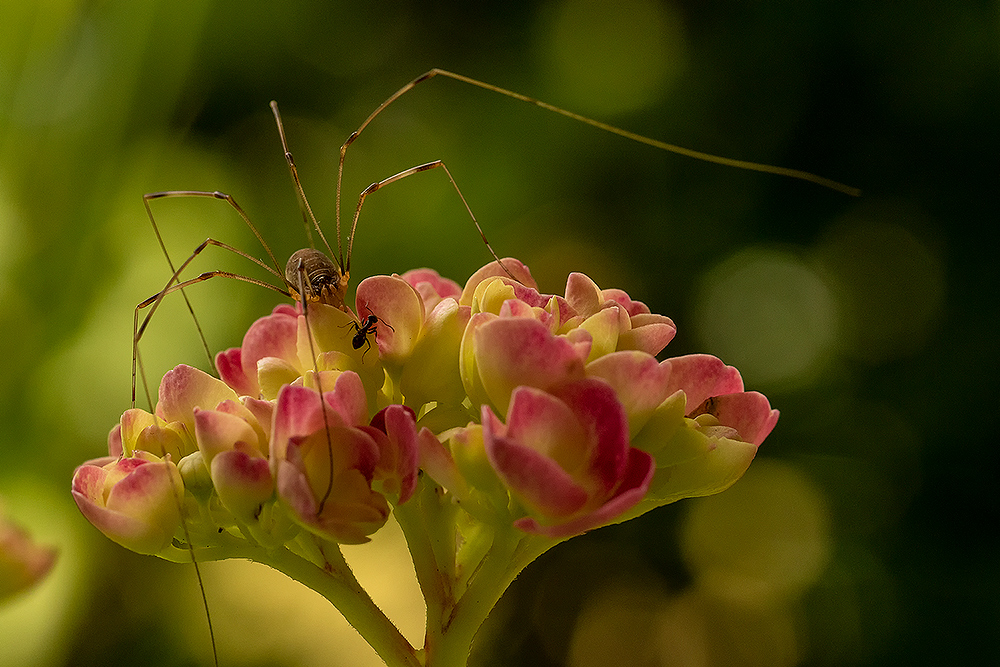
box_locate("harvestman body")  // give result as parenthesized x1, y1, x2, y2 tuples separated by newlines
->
(128, 69, 859, 667)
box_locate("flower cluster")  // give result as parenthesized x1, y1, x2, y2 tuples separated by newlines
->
(72, 258, 777, 557)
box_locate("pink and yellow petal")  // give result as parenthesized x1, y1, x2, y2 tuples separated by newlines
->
(473, 317, 587, 417)
(459, 258, 537, 306)
(355, 274, 426, 365)
(586, 352, 673, 436)
(665, 354, 744, 412)
(617, 313, 677, 356)
(156, 365, 240, 437)
(400, 298, 471, 409)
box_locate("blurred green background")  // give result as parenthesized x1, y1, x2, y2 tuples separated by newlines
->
(1, 0, 996, 665)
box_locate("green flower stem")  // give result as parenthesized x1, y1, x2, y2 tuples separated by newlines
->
(394, 481, 455, 645)
(264, 538, 421, 667)
(422, 527, 563, 667)
(166, 534, 420, 667)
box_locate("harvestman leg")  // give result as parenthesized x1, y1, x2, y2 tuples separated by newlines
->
(135, 191, 290, 410)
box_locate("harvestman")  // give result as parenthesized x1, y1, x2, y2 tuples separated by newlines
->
(127, 69, 859, 667)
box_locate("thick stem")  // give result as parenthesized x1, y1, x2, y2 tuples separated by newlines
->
(422, 529, 562, 667)
(394, 481, 455, 649)
(234, 541, 421, 667)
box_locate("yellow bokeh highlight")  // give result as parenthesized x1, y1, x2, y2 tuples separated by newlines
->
(681, 460, 832, 607)
(567, 581, 665, 667)
(693, 246, 838, 387)
(538, 0, 687, 116)
(654, 591, 801, 667)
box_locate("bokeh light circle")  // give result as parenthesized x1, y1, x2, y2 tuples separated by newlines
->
(692, 246, 838, 387)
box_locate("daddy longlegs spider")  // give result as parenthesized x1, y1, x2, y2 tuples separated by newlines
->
(127, 69, 859, 667)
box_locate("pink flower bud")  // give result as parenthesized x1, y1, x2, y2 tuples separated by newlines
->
(216, 303, 300, 397)
(481, 379, 655, 538)
(193, 407, 274, 521)
(400, 268, 462, 312)
(270, 376, 392, 543)
(71, 452, 183, 555)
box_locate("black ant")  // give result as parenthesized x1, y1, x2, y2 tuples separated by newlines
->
(345, 311, 394, 361)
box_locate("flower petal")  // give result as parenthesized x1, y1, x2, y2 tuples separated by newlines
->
(156, 365, 240, 438)
(705, 392, 779, 446)
(460, 258, 537, 306)
(665, 354, 744, 412)
(355, 274, 425, 365)
(482, 406, 589, 519)
(617, 313, 676, 356)
(474, 317, 587, 417)
(514, 447, 654, 538)
(586, 351, 672, 436)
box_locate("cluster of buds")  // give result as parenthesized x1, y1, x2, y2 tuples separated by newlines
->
(72, 258, 777, 559)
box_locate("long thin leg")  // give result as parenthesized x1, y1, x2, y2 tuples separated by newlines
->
(335, 69, 860, 243)
(286, 256, 337, 516)
(269, 102, 339, 267)
(132, 237, 290, 409)
(141, 191, 287, 371)
(346, 160, 514, 279)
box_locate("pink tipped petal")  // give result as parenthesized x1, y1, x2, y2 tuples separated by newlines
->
(241, 397, 275, 455)
(216, 347, 255, 396)
(401, 268, 463, 310)
(504, 387, 587, 469)
(474, 318, 587, 415)
(211, 448, 274, 521)
(193, 408, 259, 463)
(564, 272, 604, 317)
(272, 385, 347, 464)
(324, 371, 369, 427)
(514, 447, 654, 537)
(275, 456, 318, 519)
(498, 298, 537, 319)
(460, 258, 537, 305)
(355, 275, 425, 364)
(108, 424, 124, 458)
(72, 458, 182, 556)
(237, 307, 299, 391)
(551, 379, 631, 492)
(665, 354, 744, 412)
(157, 365, 240, 437)
(586, 352, 673, 436)
(418, 428, 465, 494)
(709, 392, 780, 446)
(484, 429, 589, 519)
(601, 289, 651, 316)
(374, 405, 420, 504)
(617, 313, 677, 356)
